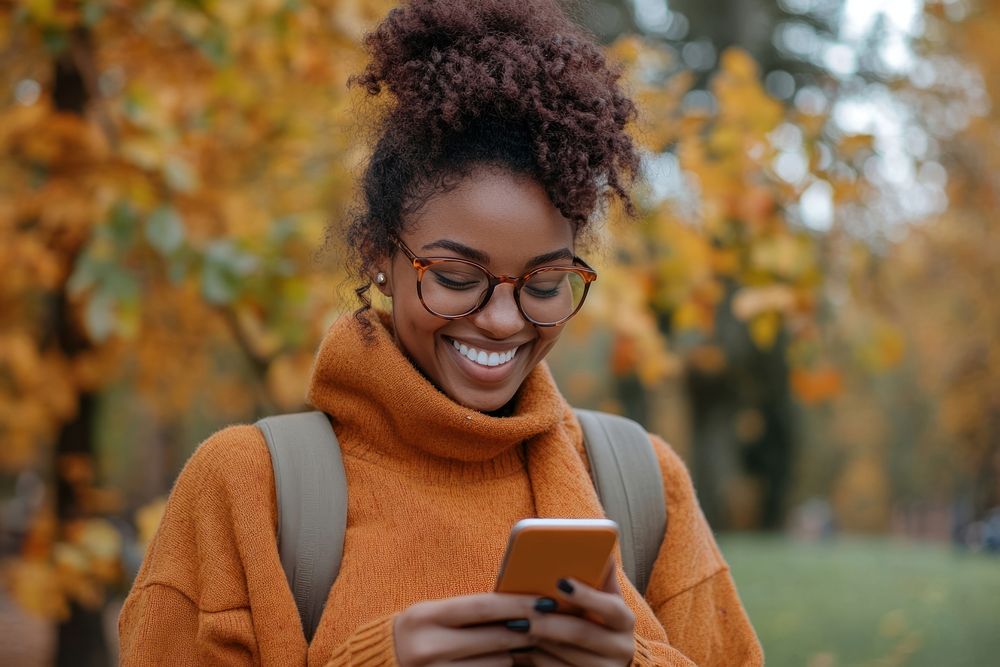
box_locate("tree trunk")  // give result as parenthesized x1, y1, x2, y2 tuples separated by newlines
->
(686, 287, 795, 531)
(50, 29, 111, 667)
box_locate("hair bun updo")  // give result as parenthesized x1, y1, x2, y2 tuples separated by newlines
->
(344, 0, 640, 309)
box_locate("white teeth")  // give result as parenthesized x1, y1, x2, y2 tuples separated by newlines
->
(451, 339, 519, 368)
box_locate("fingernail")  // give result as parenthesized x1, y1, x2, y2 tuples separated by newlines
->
(557, 578, 575, 595)
(505, 618, 530, 633)
(534, 597, 558, 613)
(510, 647, 534, 654)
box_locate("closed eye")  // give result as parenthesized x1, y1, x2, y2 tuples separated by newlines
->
(432, 272, 482, 290)
(524, 283, 562, 298)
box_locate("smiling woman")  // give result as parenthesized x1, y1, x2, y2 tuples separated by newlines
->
(118, 1, 763, 666)
(380, 169, 585, 412)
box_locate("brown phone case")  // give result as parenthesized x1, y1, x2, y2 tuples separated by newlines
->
(495, 519, 618, 613)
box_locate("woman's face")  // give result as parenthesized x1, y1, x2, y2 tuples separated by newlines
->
(379, 167, 577, 412)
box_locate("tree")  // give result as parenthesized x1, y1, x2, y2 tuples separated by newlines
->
(1, 0, 392, 660)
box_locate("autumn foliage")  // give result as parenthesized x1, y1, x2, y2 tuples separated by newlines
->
(1, 0, 996, 625)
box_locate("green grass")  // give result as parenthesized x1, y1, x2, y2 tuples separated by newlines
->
(717, 535, 1000, 667)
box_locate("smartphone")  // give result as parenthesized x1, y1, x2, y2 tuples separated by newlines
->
(495, 518, 618, 612)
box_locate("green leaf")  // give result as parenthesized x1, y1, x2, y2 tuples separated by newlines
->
(163, 156, 198, 193)
(168, 252, 193, 284)
(105, 267, 140, 302)
(41, 28, 68, 55)
(67, 256, 99, 295)
(146, 207, 186, 255)
(84, 293, 115, 343)
(267, 216, 298, 244)
(108, 201, 138, 247)
(82, 1, 105, 26)
(200, 240, 260, 304)
(197, 26, 230, 66)
(201, 264, 238, 305)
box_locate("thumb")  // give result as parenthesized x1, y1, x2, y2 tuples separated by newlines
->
(602, 560, 624, 595)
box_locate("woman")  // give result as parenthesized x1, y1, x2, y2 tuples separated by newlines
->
(119, 1, 764, 665)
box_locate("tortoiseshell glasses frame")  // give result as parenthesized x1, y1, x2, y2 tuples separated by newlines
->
(393, 237, 598, 327)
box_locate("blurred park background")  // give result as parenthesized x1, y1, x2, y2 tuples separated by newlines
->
(1, 0, 999, 665)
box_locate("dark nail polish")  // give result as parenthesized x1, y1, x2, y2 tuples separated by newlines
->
(534, 597, 558, 613)
(510, 647, 534, 654)
(505, 618, 530, 633)
(557, 578, 575, 594)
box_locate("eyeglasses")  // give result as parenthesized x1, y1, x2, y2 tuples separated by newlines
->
(393, 238, 597, 327)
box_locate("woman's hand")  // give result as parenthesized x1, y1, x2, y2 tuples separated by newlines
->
(393, 592, 541, 666)
(392, 575, 635, 667)
(528, 575, 636, 667)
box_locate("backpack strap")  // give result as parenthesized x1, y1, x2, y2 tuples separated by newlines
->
(257, 411, 346, 644)
(575, 409, 667, 597)
(259, 408, 667, 643)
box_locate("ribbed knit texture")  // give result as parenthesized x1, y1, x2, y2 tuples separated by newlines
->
(119, 311, 763, 666)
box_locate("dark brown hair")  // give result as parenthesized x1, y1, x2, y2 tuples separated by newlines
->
(342, 0, 640, 310)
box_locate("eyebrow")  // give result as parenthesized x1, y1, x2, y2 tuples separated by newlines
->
(421, 240, 575, 269)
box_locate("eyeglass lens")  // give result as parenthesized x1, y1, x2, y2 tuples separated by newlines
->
(420, 262, 587, 324)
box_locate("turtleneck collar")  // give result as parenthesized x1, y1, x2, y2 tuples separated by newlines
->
(304, 310, 669, 643)
(306, 311, 567, 468)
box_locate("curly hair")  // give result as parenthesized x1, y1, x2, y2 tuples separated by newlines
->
(341, 0, 640, 311)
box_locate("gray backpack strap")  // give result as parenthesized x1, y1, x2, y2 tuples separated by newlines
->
(575, 409, 667, 597)
(257, 411, 346, 644)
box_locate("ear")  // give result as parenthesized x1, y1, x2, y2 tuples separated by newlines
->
(373, 268, 392, 297)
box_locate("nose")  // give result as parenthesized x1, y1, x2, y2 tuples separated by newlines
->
(468, 283, 528, 339)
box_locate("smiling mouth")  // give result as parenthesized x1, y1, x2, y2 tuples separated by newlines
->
(449, 338, 520, 368)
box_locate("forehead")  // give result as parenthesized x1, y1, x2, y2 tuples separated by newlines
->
(405, 168, 574, 268)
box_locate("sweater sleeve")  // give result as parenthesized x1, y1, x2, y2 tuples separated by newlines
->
(119, 582, 259, 666)
(629, 435, 764, 667)
(119, 424, 403, 667)
(118, 427, 272, 665)
(119, 425, 301, 666)
(321, 615, 399, 666)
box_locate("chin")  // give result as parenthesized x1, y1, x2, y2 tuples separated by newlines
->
(448, 382, 520, 413)
(457, 392, 514, 413)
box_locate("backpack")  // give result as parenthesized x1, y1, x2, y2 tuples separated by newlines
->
(256, 409, 667, 643)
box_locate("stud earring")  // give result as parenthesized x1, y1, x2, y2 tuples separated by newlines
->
(374, 272, 387, 285)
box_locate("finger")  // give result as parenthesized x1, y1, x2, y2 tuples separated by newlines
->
(528, 613, 633, 659)
(554, 578, 634, 632)
(442, 653, 516, 667)
(407, 625, 534, 664)
(527, 647, 573, 667)
(602, 568, 622, 595)
(413, 593, 542, 628)
(430, 625, 538, 664)
(509, 649, 535, 667)
(536, 640, 630, 667)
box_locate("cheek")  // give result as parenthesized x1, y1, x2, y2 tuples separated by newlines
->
(394, 298, 446, 357)
(531, 326, 565, 359)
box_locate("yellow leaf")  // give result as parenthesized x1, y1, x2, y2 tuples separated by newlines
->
(673, 301, 707, 332)
(22, 0, 55, 24)
(719, 48, 759, 81)
(7, 559, 70, 620)
(731, 284, 797, 320)
(749, 311, 781, 349)
(136, 498, 167, 548)
(73, 519, 122, 562)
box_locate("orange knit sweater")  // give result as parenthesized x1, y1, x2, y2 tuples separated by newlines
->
(119, 312, 763, 666)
